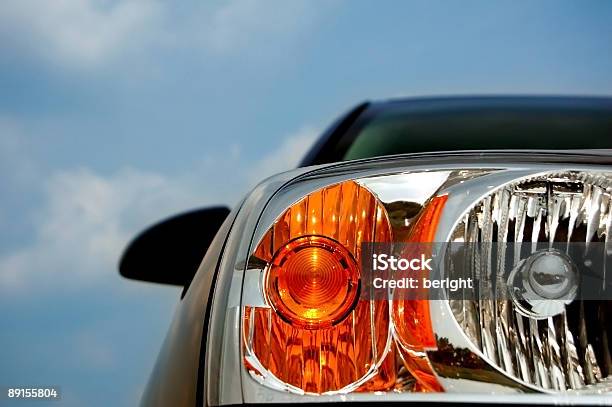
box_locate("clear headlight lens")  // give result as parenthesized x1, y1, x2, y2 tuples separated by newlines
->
(448, 171, 612, 392)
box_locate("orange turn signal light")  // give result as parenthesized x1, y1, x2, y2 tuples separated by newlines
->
(264, 235, 360, 329)
(244, 180, 396, 394)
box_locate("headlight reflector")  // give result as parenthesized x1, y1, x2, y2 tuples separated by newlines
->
(448, 171, 611, 392)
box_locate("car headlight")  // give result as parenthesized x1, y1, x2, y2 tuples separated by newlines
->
(444, 171, 611, 393)
(206, 153, 611, 405)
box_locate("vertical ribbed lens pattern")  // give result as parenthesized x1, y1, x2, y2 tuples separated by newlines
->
(449, 171, 611, 392)
(243, 180, 396, 394)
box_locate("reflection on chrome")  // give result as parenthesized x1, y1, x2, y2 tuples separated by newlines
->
(238, 166, 611, 398)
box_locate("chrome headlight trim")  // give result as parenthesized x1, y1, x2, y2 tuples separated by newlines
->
(205, 151, 612, 406)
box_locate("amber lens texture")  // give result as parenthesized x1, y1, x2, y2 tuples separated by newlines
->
(266, 236, 359, 329)
(244, 180, 397, 394)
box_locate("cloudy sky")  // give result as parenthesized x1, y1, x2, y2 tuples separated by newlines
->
(1, 1, 611, 405)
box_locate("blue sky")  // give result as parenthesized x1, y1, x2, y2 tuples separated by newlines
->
(1, 1, 611, 405)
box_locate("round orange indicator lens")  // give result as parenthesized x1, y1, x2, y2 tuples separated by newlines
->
(264, 235, 360, 329)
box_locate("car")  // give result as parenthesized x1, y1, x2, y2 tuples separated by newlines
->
(119, 96, 612, 406)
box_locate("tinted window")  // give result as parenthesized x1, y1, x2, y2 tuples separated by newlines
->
(343, 99, 612, 160)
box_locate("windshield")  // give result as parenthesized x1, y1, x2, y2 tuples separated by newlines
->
(343, 99, 612, 161)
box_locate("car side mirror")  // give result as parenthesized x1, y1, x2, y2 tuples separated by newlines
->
(119, 206, 231, 286)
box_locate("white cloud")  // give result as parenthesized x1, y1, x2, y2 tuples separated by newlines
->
(0, 117, 37, 186)
(0, 0, 336, 69)
(0, 168, 198, 289)
(205, 0, 319, 54)
(249, 126, 318, 183)
(0, 118, 39, 232)
(0, 126, 316, 292)
(0, 124, 317, 407)
(0, 0, 162, 69)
